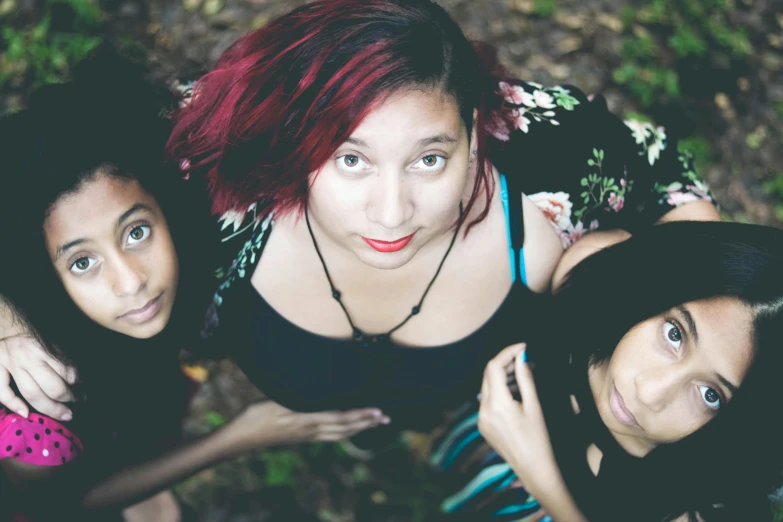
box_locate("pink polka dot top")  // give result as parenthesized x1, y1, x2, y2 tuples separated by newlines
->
(0, 408, 83, 466)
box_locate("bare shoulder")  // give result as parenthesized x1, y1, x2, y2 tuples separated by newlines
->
(551, 229, 631, 292)
(519, 193, 565, 294)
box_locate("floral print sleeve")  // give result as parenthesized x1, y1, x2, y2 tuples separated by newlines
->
(487, 80, 715, 248)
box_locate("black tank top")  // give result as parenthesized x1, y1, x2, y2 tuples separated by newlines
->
(218, 174, 539, 432)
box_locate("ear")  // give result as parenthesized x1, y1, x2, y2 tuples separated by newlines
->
(468, 108, 479, 167)
(469, 108, 479, 152)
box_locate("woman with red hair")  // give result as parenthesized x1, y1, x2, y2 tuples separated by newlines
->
(161, 0, 716, 439)
(0, 0, 719, 518)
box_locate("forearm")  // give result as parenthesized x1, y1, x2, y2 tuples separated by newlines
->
(526, 466, 590, 522)
(82, 423, 244, 510)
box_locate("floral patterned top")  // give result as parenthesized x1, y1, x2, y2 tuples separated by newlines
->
(193, 80, 714, 337)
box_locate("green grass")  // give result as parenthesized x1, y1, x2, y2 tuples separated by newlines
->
(0, 0, 104, 91)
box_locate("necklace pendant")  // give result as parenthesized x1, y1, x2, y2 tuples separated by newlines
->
(354, 331, 389, 348)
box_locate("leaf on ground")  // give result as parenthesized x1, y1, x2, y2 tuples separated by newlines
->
(182, 364, 209, 383)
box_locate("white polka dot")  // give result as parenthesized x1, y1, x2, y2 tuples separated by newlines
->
(42, 449, 49, 457)
(11, 419, 16, 423)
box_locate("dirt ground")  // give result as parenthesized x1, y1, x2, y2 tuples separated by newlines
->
(161, 3, 783, 520)
(3, 0, 783, 520)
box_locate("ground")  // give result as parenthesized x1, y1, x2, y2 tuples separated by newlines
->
(2, 0, 783, 520)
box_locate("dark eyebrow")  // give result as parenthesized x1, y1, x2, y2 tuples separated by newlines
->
(717, 374, 739, 397)
(343, 134, 458, 150)
(415, 134, 458, 148)
(117, 203, 152, 228)
(55, 239, 87, 260)
(344, 137, 369, 147)
(676, 305, 699, 344)
(54, 203, 152, 261)
(677, 304, 739, 397)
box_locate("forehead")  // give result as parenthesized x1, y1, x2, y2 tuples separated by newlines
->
(350, 88, 464, 142)
(44, 173, 156, 242)
(688, 296, 755, 386)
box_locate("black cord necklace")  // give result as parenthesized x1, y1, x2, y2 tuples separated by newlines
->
(305, 205, 462, 346)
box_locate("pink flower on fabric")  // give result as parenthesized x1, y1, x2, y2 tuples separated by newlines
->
(662, 180, 712, 207)
(532, 90, 556, 109)
(667, 191, 701, 206)
(685, 180, 714, 202)
(607, 192, 625, 212)
(559, 219, 600, 248)
(511, 109, 531, 133)
(499, 81, 534, 106)
(0, 409, 84, 467)
(528, 191, 573, 231)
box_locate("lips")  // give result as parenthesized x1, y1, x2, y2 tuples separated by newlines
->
(361, 233, 415, 253)
(609, 384, 641, 429)
(118, 293, 163, 324)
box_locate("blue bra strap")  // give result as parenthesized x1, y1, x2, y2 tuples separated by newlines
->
(499, 174, 516, 284)
(499, 173, 527, 286)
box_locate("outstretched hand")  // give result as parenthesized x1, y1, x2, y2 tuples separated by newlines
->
(228, 400, 391, 450)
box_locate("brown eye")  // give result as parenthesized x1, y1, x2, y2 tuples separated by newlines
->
(423, 155, 437, 167)
(668, 325, 681, 343)
(127, 225, 150, 244)
(130, 227, 143, 240)
(343, 155, 359, 167)
(662, 321, 683, 350)
(698, 385, 722, 411)
(70, 257, 95, 273)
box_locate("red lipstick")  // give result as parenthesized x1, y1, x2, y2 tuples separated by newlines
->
(362, 233, 415, 253)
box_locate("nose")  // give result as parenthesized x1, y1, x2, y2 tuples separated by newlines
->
(366, 170, 412, 231)
(110, 255, 147, 297)
(635, 364, 684, 413)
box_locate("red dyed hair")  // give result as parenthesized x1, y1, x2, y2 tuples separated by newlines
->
(167, 0, 512, 231)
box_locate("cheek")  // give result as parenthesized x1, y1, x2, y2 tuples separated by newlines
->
(308, 173, 367, 225)
(151, 232, 180, 288)
(609, 325, 658, 374)
(656, 409, 705, 442)
(61, 279, 112, 324)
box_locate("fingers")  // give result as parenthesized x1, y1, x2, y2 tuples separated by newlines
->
(0, 335, 76, 409)
(317, 416, 388, 441)
(35, 363, 76, 403)
(485, 343, 527, 401)
(513, 346, 540, 412)
(308, 408, 390, 442)
(309, 408, 382, 425)
(13, 369, 72, 421)
(45, 357, 78, 386)
(334, 408, 386, 425)
(493, 343, 527, 367)
(0, 367, 29, 417)
(15, 337, 77, 393)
